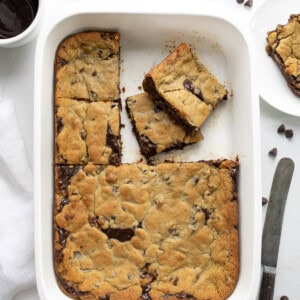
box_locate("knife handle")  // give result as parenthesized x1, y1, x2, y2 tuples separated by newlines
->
(259, 266, 276, 300)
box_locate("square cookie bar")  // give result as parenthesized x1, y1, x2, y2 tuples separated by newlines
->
(266, 14, 300, 97)
(126, 93, 203, 159)
(143, 43, 227, 132)
(54, 160, 239, 300)
(55, 98, 121, 165)
(55, 31, 120, 102)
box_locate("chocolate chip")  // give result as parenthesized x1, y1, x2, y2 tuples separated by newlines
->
(57, 58, 67, 67)
(173, 277, 179, 286)
(262, 197, 268, 205)
(277, 124, 286, 133)
(90, 91, 97, 100)
(57, 165, 81, 195)
(57, 117, 63, 134)
(280, 296, 289, 300)
(138, 86, 142, 90)
(101, 228, 135, 242)
(97, 49, 103, 58)
(122, 87, 126, 93)
(202, 208, 210, 224)
(268, 147, 277, 157)
(106, 126, 120, 154)
(79, 68, 84, 73)
(58, 227, 69, 247)
(285, 129, 293, 139)
(92, 70, 97, 76)
(99, 294, 110, 300)
(183, 79, 194, 93)
(80, 130, 87, 140)
(153, 104, 163, 113)
(244, 0, 253, 7)
(59, 197, 69, 211)
(140, 135, 157, 158)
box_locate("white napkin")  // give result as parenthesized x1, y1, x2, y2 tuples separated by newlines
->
(0, 100, 34, 299)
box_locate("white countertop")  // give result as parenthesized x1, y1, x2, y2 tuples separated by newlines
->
(1, 0, 300, 299)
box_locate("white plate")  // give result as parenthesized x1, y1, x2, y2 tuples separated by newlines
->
(251, 0, 300, 116)
(34, 1, 261, 299)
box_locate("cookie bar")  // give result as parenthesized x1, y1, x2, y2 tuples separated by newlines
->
(125, 93, 203, 159)
(55, 98, 121, 165)
(54, 161, 239, 300)
(143, 43, 227, 132)
(55, 31, 120, 102)
(266, 14, 300, 97)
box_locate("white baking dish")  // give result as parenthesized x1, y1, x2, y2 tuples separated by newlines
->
(34, 1, 261, 299)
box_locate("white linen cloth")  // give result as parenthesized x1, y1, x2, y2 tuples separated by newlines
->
(0, 100, 34, 299)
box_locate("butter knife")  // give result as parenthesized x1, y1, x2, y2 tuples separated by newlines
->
(259, 157, 294, 300)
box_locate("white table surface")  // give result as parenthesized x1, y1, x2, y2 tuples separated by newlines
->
(1, 0, 299, 299)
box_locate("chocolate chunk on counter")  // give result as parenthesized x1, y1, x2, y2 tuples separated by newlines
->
(268, 147, 278, 157)
(285, 129, 294, 139)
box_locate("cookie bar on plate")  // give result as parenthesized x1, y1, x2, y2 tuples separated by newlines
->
(55, 31, 120, 102)
(266, 14, 300, 97)
(126, 93, 203, 159)
(143, 43, 227, 132)
(54, 160, 239, 300)
(55, 98, 121, 165)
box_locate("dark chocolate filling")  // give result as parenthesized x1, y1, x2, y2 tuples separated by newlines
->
(57, 165, 81, 195)
(163, 292, 196, 299)
(99, 294, 110, 300)
(140, 264, 156, 300)
(139, 135, 157, 159)
(57, 227, 69, 248)
(106, 125, 121, 166)
(57, 275, 90, 298)
(101, 228, 135, 242)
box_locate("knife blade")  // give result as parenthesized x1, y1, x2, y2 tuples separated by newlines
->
(259, 157, 294, 300)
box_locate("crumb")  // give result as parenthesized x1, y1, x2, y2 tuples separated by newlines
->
(280, 296, 289, 300)
(122, 87, 126, 93)
(262, 197, 268, 205)
(236, 0, 244, 3)
(138, 86, 142, 90)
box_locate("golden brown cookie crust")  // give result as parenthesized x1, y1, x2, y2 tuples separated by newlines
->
(143, 43, 228, 131)
(54, 161, 239, 300)
(126, 93, 203, 159)
(266, 14, 300, 96)
(55, 31, 120, 102)
(55, 98, 121, 165)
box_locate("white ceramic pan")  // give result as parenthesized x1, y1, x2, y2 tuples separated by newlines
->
(34, 1, 261, 299)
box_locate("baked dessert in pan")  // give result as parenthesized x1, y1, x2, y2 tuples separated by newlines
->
(53, 31, 238, 300)
(54, 161, 239, 300)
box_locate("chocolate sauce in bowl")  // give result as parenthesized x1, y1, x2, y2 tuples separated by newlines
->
(0, 0, 38, 39)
